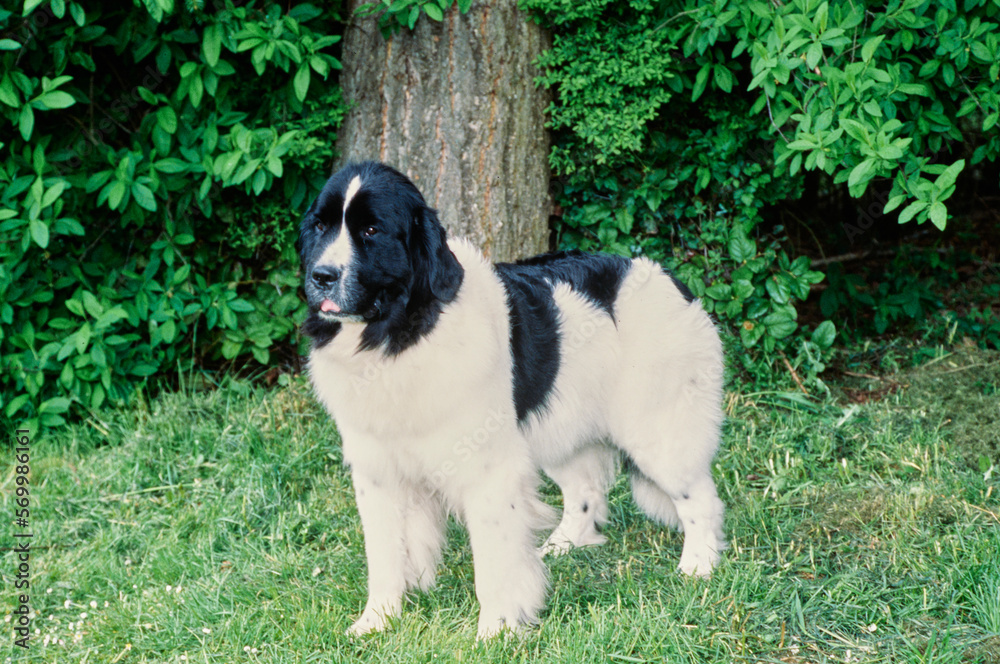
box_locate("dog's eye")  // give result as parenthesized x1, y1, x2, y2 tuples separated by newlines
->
(315, 221, 327, 233)
(363, 226, 378, 238)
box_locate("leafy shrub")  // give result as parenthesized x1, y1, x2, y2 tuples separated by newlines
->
(0, 1, 346, 434)
(823, 244, 1000, 350)
(357, 0, 474, 35)
(524, 0, 1000, 387)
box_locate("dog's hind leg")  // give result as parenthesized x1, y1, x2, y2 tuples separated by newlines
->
(626, 459, 725, 577)
(612, 359, 727, 577)
(628, 468, 681, 530)
(540, 444, 617, 556)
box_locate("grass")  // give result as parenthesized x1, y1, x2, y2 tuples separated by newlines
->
(2, 346, 1000, 663)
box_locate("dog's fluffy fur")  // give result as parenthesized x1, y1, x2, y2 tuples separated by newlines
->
(300, 162, 726, 639)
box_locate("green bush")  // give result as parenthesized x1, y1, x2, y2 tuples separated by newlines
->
(357, 0, 474, 35)
(0, 1, 346, 434)
(524, 0, 1000, 388)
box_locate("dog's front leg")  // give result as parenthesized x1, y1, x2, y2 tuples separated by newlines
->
(462, 463, 550, 640)
(347, 468, 407, 636)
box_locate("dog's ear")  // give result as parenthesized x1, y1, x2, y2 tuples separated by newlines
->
(413, 206, 463, 303)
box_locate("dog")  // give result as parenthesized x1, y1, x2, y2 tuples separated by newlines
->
(300, 161, 726, 639)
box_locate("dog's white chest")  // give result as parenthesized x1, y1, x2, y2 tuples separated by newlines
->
(308, 297, 510, 449)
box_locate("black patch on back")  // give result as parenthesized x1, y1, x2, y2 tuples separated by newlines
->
(494, 251, 631, 424)
(494, 266, 561, 423)
(504, 251, 631, 319)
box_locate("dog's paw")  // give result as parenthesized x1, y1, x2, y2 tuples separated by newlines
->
(539, 536, 573, 557)
(346, 608, 394, 637)
(540, 529, 606, 557)
(476, 616, 528, 642)
(677, 550, 719, 578)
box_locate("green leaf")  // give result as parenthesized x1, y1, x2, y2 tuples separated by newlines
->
(173, 264, 191, 283)
(228, 299, 255, 313)
(293, 66, 310, 102)
(36, 90, 76, 109)
(5, 394, 30, 418)
(705, 283, 733, 300)
(883, 194, 906, 213)
(897, 200, 927, 224)
(65, 298, 84, 317)
(203, 23, 222, 67)
(23, 0, 46, 15)
(970, 41, 991, 63)
(90, 344, 107, 369)
(251, 169, 267, 195)
(765, 276, 791, 305)
(847, 159, 876, 189)
(157, 106, 178, 134)
(0, 75, 19, 106)
(75, 322, 92, 354)
(29, 219, 49, 248)
(132, 183, 157, 211)
(934, 159, 964, 190)
(733, 279, 755, 300)
(0, 39, 22, 50)
(811, 320, 836, 348)
(19, 104, 34, 140)
(692, 63, 710, 102)
(189, 72, 203, 107)
(95, 307, 128, 329)
(928, 201, 947, 230)
(161, 319, 177, 343)
(107, 180, 127, 210)
(70, 1, 85, 26)
(919, 60, 940, 78)
(154, 157, 189, 173)
(82, 292, 103, 318)
(251, 346, 270, 364)
(38, 397, 72, 414)
(713, 64, 733, 93)
(221, 339, 241, 359)
(861, 35, 884, 62)
(728, 233, 756, 263)
(763, 309, 797, 339)
(424, 3, 443, 20)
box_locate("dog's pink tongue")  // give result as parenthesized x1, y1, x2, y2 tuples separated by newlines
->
(320, 299, 340, 313)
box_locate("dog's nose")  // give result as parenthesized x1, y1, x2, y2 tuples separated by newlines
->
(311, 265, 341, 289)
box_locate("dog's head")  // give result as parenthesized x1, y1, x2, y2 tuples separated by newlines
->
(299, 161, 464, 352)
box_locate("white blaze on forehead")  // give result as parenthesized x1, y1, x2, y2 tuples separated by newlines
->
(342, 175, 363, 217)
(316, 174, 363, 270)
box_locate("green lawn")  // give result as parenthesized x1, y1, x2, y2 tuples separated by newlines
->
(3, 347, 999, 663)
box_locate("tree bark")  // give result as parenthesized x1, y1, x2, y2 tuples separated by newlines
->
(336, 1, 552, 261)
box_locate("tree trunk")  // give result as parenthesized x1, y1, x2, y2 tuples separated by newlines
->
(336, 1, 552, 261)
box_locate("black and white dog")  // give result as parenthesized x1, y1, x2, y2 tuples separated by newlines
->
(300, 162, 726, 639)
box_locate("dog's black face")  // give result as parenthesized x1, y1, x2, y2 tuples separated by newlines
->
(299, 162, 464, 353)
